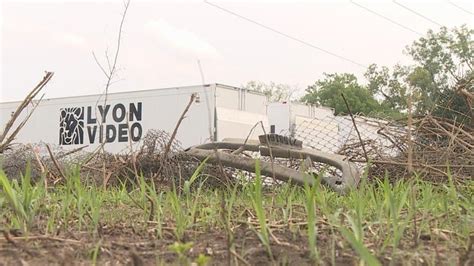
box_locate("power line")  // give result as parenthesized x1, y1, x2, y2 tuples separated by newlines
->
(393, 1, 443, 27)
(350, 0, 423, 36)
(447, 1, 474, 15)
(203, 0, 367, 69)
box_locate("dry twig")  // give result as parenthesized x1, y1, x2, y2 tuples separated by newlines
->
(0, 72, 53, 153)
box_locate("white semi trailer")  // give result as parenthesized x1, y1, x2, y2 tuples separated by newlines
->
(0, 84, 269, 153)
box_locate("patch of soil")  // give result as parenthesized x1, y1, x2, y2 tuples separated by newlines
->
(0, 224, 358, 266)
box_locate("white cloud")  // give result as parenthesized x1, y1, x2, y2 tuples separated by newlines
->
(52, 32, 87, 47)
(145, 19, 220, 60)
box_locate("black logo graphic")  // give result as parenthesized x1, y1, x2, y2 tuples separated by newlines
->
(59, 107, 84, 145)
(58, 102, 143, 146)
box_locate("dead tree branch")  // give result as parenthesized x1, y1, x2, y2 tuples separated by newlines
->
(0, 72, 54, 153)
(341, 93, 369, 163)
(155, 93, 197, 180)
(84, 0, 131, 167)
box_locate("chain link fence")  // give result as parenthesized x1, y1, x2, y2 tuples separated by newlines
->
(285, 113, 472, 182)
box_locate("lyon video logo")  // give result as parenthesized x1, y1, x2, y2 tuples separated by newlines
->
(59, 102, 143, 145)
(59, 107, 84, 145)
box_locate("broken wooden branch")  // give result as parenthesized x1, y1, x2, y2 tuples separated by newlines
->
(0, 72, 54, 153)
(155, 93, 197, 180)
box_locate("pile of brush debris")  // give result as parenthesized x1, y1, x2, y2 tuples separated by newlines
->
(2, 113, 472, 189)
(1, 130, 206, 187)
(339, 115, 473, 183)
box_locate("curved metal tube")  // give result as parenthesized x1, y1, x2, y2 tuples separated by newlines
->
(185, 138, 360, 194)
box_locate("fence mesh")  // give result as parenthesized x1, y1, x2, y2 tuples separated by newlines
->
(286, 113, 473, 182)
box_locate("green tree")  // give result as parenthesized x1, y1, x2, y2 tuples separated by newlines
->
(365, 25, 473, 123)
(405, 25, 473, 122)
(302, 73, 383, 116)
(364, 64, 410, 112)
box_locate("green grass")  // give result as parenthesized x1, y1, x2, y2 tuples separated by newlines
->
(303, 174, 319, 262)
(248, 160, 273, 259)
(0, 165, 472, 265)
(0, 164, 46, 233)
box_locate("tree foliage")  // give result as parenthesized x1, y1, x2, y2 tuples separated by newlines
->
(301, 73, 384, 116)
(364, 25, 473, 123)
(302, 25, 472, 123)
(364, 64, 410, 112)
(406, 25, 473, 122)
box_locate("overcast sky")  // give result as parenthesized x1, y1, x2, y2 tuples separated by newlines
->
(1, 0, 472, 102)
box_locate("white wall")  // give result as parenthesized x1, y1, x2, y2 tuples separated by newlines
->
(267, 103, 290, 134)
(0, 101, 31, 141)
(244, 91, 267, 114)
(216, 107, 268, 141)
(291, 102, 334, 119)
(215, 84, 267, 114)
(215, 85, 240, 110)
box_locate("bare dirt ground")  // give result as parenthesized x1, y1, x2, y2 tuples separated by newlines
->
(1, 218, 472, 265)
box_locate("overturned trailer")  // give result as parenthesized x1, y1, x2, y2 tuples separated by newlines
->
(0, 84, 269, 153)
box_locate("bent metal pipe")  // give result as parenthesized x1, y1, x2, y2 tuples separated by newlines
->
(185, 134, 360, 194)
